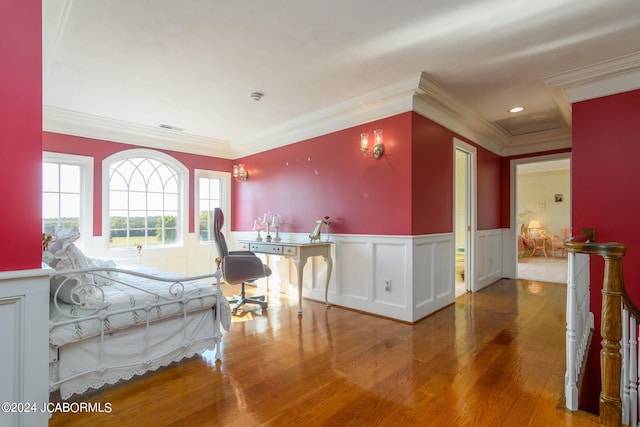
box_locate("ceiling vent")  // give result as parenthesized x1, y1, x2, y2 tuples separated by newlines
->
(494, 109, 567, 136)
(159, 124, 185, 132)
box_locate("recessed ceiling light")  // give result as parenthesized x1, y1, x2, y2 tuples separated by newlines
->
(509, 106, 525, 113)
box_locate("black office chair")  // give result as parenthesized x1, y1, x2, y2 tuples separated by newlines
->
(213, 208, 271, 315)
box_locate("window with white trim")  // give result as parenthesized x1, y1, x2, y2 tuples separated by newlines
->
(105, 151, 187, 249)
(42, 152, 93, 247)
(195, 170, 228, 243)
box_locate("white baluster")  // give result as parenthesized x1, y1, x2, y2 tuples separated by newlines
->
(630, 317, 638, 427)
(565, 252, 579, 410)
(623, 307, 630, 425)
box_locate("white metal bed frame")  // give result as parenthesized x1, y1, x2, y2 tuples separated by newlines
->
(48, 260, 227, 398)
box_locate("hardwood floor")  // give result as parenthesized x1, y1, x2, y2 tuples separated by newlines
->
(49, 279, 600, 426)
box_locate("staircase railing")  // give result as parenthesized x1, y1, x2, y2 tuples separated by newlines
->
(564, 229, 595, 411)
(565, 229, 629, 427)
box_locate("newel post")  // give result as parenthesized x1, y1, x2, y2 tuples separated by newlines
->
(600, 249, 626, 427)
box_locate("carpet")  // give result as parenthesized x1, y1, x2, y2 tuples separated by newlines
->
(517, 256, 568, 284)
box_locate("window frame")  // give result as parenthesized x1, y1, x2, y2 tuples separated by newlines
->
(102, 149, 188, 250)
(42, 151, 94, 248)
(194, 169, 231, 245)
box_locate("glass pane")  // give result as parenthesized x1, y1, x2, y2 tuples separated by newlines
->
(129, 169, 147, 192)
(129, 191, 147, 211)
(164, 193, 178, 211)
(110, 190, 128, 210)
(109, 172, 128, 191)
(112, 159, 135, 179)
(42, 193, 60, 219)
(60, 164, 80, 193)
(147, 192, 163, 211)
(199, 177, 210, 199)
(43, 163, 59, 192)
(137, 158, 157, 178)
(109, 212, 128, 230)
(129, 213, 146, 229)
(42, 218, 58, 235)
(164, 177, 178, 194)
(59, 193, 80, 218)
(209, 179, 220, 199)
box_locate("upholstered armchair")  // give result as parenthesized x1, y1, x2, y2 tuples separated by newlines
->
(213, 208, 271, 315)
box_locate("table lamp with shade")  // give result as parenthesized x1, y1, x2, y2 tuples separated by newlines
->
(528, 220, 542, 237)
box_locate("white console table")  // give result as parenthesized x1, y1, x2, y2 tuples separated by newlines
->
(238, 240, 334, 315)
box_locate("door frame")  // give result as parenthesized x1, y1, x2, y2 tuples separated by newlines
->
(453, 138, 477, 292)
(504, 152, 572, 279)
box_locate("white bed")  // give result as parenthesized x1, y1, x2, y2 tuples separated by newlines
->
(44, 228, 230, 399)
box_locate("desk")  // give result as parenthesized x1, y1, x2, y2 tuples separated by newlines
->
(238, 240, 334, 315)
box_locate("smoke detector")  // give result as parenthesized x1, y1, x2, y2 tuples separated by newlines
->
(250, 92, 264, 101)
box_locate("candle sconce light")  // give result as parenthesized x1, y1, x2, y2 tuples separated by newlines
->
(232, 164, 248, 181)
(360, 129, 384, 159)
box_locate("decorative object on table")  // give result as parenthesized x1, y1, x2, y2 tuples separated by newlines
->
(253, 219, 264, 241)
(528, 220, 542, 237)
(309, 220, 322, 242)
(272, 214, 282, 242)
(322, 216, 332, 242)
(263, 211, 273, 242)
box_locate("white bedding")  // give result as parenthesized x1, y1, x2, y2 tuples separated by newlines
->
(50, 265, 231, 346)
(49, 264, 231, 398)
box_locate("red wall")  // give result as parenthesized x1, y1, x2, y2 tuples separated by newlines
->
(232, 114, 414, 234)
(232, 112, 503, 236)
(42, 132, 232, 235)
(0, 0, 42, 271)
(572, 88, 640, 413)
(411, 113, 502, 234)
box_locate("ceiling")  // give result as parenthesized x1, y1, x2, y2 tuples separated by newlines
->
(43, 0, 640, 159)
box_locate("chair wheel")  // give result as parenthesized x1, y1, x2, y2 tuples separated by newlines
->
(260, 303, 268, 310)
(232, 308, 238, 316)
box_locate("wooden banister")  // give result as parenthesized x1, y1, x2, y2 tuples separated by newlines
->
(565, 228, 627, 427)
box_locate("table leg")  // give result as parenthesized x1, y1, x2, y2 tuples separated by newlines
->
(323, 255, 333, 307)
(293, 257, 307, 316)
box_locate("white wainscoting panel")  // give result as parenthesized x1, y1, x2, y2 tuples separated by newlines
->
(476, 229, 503, 291)
(0, 267, 50, 427)
(229, 230, 504, 323)
(413, 234, 455, 321)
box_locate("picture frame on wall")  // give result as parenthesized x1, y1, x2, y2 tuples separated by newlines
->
(309, 220, 322, 242)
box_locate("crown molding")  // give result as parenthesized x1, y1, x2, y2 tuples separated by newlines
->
(546, 51, 640, 103)
(231, 75, 419, 158)
(43, 106, 235, 158)
(501, 127, 572, 157)
(412, 73, 510, 156)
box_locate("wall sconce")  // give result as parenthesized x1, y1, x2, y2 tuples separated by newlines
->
(360, 129, 384, 159)
(232, 164, 248, 181)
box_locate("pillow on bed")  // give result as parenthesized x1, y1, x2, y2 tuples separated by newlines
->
(51, 242, 92, 304)
(86, 256, 118, 286)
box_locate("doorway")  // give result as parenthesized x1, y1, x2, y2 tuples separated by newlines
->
(454, 139, 476, 296)
(514, 156, 571, 283)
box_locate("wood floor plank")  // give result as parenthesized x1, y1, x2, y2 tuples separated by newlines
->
(49, 279, 602, 426)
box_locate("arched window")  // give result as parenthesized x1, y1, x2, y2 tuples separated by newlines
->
(104, 150, 187, 249)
